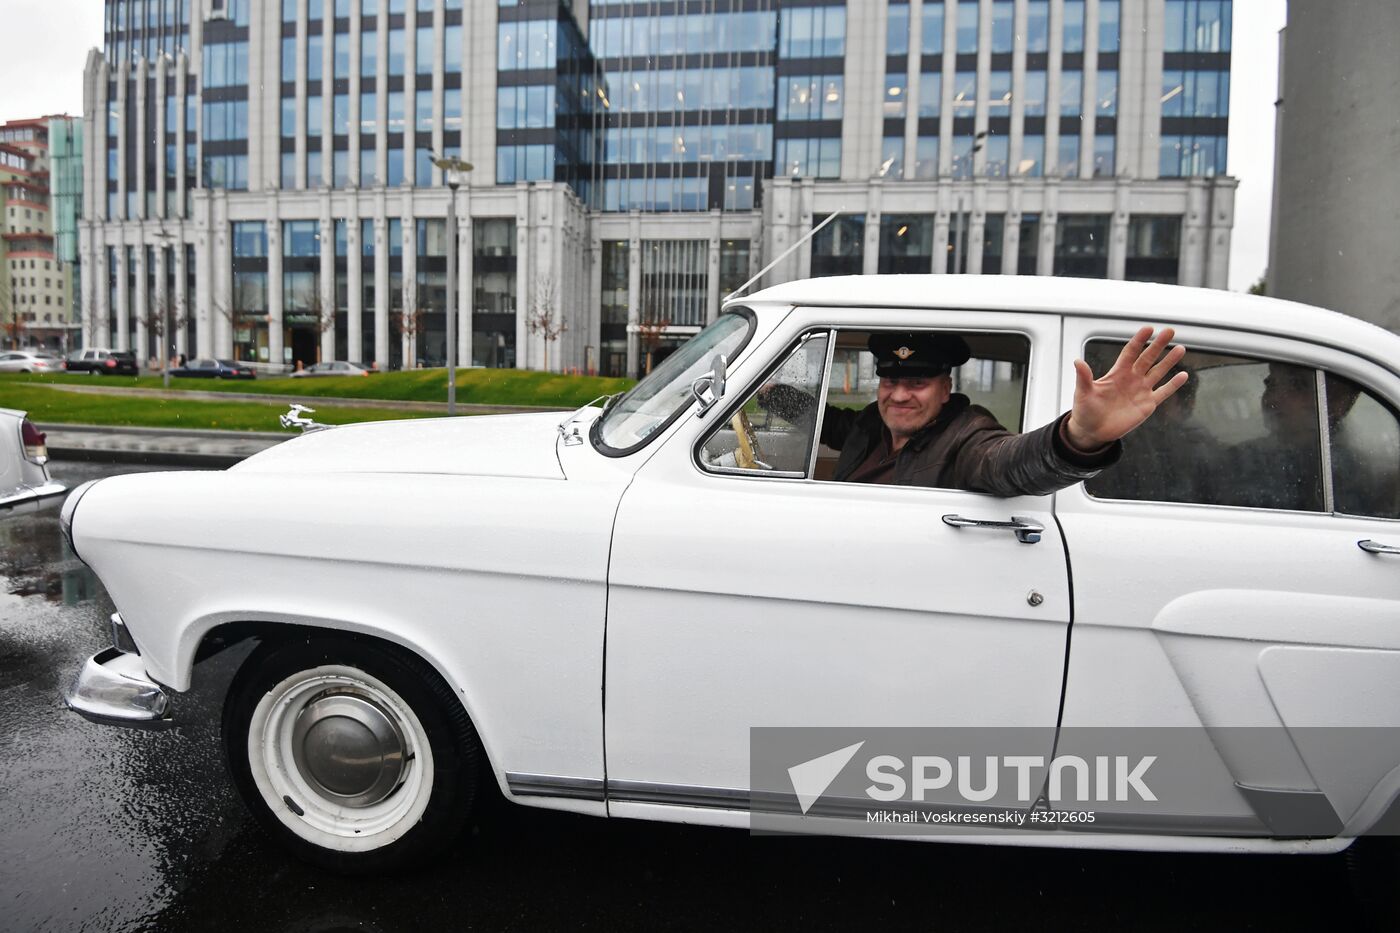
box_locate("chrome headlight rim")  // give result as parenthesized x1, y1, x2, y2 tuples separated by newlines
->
(60, 479, 101, 560)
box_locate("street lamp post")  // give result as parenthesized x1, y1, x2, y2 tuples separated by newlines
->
(432, 155, 474, 416)
(952, 132, 987, 275)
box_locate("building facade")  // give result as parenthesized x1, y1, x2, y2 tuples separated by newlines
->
(1268, 1, 1400, 333)
(82, 0, 1234, 376)
(2, 117, 81, 351)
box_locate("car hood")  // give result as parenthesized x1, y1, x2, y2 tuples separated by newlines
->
(233, 411, 566, 479)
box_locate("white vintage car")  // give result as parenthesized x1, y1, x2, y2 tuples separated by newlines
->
(63, 277, 1400, 880)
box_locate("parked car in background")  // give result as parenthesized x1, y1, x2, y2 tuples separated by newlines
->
(290, 361, 373, 378)
(0, 408, 64, 509)
(64, 348, 138, 375)
(59, 278, 1400, 896)
(0, 350, 63, 373)
(170, 358, 257, 379)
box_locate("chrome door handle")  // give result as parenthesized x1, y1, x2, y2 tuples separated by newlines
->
(1358, 540, 1400, 555)
(942, 514, 1045, 544)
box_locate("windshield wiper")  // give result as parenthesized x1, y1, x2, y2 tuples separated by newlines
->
(557, 394, 617, 445)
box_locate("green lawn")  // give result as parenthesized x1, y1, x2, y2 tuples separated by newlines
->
(0, 382, 443, 432)
(4, 368, 634, 407)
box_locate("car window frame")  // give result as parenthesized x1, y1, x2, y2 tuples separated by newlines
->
(692, 327, 837, 480)
(690, 322, 1037, 488)
(1065, 319, 1400, 523)
(590, 307, 758, 459)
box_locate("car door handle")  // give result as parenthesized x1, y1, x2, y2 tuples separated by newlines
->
(942, 514, 1044, 545)
(1358, 540, 1400, 556)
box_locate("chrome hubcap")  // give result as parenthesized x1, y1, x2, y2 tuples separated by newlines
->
(290, 692, 407, 808)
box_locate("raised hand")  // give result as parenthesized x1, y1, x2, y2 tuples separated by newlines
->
(1065, 326, 1189, 450)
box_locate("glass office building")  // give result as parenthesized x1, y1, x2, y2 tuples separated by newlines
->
(82, 0, 1233, 376)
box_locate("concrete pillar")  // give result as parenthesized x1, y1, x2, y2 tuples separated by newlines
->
(864, 181, 882, 275)
(1080, 0, 1100, 178)
(153, 242, 169, 362)
(173, 231, 188, 357)
(515, 186, 532, 369)
(175, 55, 187, 216)
(320, 11, 333, 188)
(154, 58, 166, 219)
(133, 242, 148, 359)
(457, 186, 472, 365)
(376, 4, 389, 186)
(403, 2, 417, 187)
(1205, 177, 1236, 290)
(1179, 177, 1208, 287)
(268, 214, 285, 366)
(295, 0, 308, 189)
(349, 0, 362, 186)
(707, 211, 722, 323)
(626, 214, 641, 378)
(194, 198, 213, 357)
(933, 186, 952, 273)
(115, 63, 127, 220)
(1108, 178, 1130, 279)
(347, 214, 363, 362)
(135, 58, 147, 220)
(1004, 176, 1024, 275)
(967, 179, 988, 274)
(973, 0, 992, 176)
(320, 211, 335, 362)
(214, 199, 233, 357)
(588, 233, 603, 372)
(374, 213, 389, 367)
(1039, 177, 1059, 276)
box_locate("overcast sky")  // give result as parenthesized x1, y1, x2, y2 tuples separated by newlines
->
(0, 0, 1285, 291)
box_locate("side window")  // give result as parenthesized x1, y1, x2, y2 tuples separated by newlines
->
(1327, 373, 1400, 520)
(1084, 341, 1325, 512)
(699, 331, 831, 476)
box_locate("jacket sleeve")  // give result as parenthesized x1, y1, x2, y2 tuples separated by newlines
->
(757, 384, 862, 451)
(950, 409, 1122, 497)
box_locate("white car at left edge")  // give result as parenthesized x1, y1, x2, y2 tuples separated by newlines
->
(0, 408, 64, 511)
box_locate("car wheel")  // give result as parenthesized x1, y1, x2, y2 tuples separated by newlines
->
(223, 635, 481, 873)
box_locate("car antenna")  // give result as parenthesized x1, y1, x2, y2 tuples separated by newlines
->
(722, 208, 845, 304)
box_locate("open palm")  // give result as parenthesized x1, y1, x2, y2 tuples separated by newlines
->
(1066, 326, 1189, 449)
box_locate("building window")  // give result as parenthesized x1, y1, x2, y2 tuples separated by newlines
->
(984, 134, 1009, 177)
(1063, 0, 1085, 53)
(1099, 0, 1121, 52)
(982, 214, 1006, 274)
(918, 72, 941, 118)
(880, 137, 904, 179)
(1097, 71, 1118, 117)
(990, 1, 1014, 53)
(884, 75, 907, 118)
(952, 71, 976, 115)
(1159, 134, 1227, 177)
(955, 2, 978, 53)
(1125, 216, 1182, 284)
(362, 30, 378, 76)
(1018, 135, 1044, 176)
(1092, 135, 1115, 177)
(1161, 70, 1230, 117)
(1054, 214, 1110, 278)
(1026, 1, 1049, 52)
(778, 76, 843, 120)
(1057, 134, 1080, 177)
(886, 4, 909, 56)
(779, 6, 846, 58)
(811, 214, 864, 278)
(920, 2, 945, 54)
(776, 138, 841, 179)
(913, 136, 938, 178)
(1164, 0, 1232, 53)
(878, 215, 933, 274)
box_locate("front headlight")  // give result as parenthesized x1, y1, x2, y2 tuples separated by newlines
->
(60, 479, 101, 559)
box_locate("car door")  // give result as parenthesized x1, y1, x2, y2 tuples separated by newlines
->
(605, 308, 1073, 820)
(1053, 318, 1400, 838)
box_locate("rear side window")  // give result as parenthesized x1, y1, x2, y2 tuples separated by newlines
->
(1085, 340, 1400, 519)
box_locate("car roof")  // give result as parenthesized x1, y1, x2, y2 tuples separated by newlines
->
(737, 275, 1400, 375)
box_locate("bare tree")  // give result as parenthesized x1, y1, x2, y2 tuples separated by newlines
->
(524, 276, 567, 372)
(392, 288, 428, 369)
(0, 289, 21, 350)
(636, 315, 671, 375)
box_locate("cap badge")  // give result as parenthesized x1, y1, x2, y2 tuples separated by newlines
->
(893, 346, 915, 360)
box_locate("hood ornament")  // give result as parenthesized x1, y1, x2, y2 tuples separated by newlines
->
(279, 404, 333, 433)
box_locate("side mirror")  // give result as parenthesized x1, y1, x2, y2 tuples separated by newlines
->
(690, 354, 728, 418)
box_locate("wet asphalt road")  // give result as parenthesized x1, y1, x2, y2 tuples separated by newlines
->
(0, 460, 1374, 932)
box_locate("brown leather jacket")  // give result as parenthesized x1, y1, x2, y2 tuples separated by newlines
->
(766, 388, 1121, 496)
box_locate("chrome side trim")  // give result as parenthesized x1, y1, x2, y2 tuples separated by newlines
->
(66, 647, 174, 730)
(0, 481, 66, 510)
(608, 780, 753, 810)
(1235, 783, 1344, 838)
(505, 772, 606, 801)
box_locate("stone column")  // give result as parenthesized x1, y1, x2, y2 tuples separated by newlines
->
(1108, 178, 1130, 279)
(175, 55, 187, 216)
(457, 187, 473, 366)
(1004, 176, 1024, 275)
(626, 214, 641, 378)
(154, 57, 166, 219)
(1080, 0, 1100, 179)
(268, 214, 285, 366)
(1038, 176, 1059, 276)
(347, 214, 363, 362)
(374, 213, 389, 367)
(295, 0, 308, 189)
(320, 212, 335, 362)
(1178, 177, 1208, 287)
(115, 63, 127, 220)
(1204, 177, 1235, 290)
(966, 179, 987, 274)
(133, 240, 148, 362)
(1046, 0, 1063, 175)
(173, 230, 188, 357)
(135, 58, 147, 220)
(707, 210, 722, 324)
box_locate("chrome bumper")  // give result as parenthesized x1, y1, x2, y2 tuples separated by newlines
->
(66, 646, 174, 730)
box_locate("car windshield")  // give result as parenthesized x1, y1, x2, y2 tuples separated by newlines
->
(594, 311, 753, 453)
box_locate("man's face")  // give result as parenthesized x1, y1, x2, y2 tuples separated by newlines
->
(1261, 364, 1316, 441)
(877, 373, 952, 441)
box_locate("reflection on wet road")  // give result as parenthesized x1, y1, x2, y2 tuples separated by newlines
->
(0, 461, 1369, 932)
